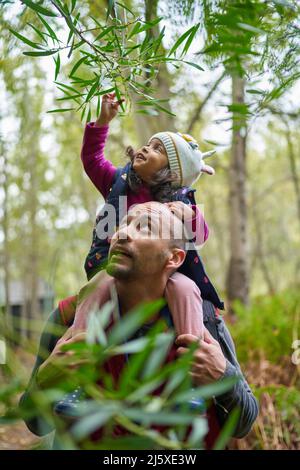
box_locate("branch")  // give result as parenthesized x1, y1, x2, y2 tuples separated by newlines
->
(50, 0, 114, 69)
(187, 71, 226, 134)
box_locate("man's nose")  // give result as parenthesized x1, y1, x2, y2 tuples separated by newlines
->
(115, 224, 133, 241)
(142, 145, 149, 153)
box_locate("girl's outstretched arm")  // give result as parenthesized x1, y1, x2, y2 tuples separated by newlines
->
(81, 122, 116, 198)
(81, 92, 125, 199)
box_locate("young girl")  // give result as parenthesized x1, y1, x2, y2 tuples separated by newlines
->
(54, 92, 223, 415)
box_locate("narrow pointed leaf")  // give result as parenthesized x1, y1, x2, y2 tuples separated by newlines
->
(21, 0, 57, 17)
(10, 29, 43, 49)
(37, 14, 58, 42)
(23, 50, 58, 57)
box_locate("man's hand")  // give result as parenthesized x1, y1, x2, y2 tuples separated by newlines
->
(175, 328, 226, 386)
(37, 329, 87, 389)
(166, 201, 195, 222)
(95, 92, 125, 127)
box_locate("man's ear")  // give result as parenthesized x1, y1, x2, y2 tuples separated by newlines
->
(165, 248, 186, 271)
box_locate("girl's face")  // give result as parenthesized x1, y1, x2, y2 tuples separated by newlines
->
(132, 138, 168, 182)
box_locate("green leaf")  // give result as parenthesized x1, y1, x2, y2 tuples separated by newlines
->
(95, 87, 115, 96)
(173, 376, 238, 404)
(153, 25, 165, 55)
(94, 26, 115, 42)
(124, 408, 195, 426)
(80, 105, 86, 122)
(23, 50, 58, 57)
(86, 80, 99, 102)
(236, 22, 266, 35)
(153, 103, 176, 117)
(203, 139, 227, 147)
(54, 53, 60, 80)
(187, 416, 208, 447)
(46, 108, 75, 113)
(183, 23, 200, 55)
(161, 369, 187, 399)
(168, 24, 200, 57)
(71, 406, 118, 440)
(114, 86, 125, 112)
(136, 99, 170, 106)
(55, 81, 79, 94)
(69, 56, 87, 77)
(37, 13, 58, 42)
(67, 30, 74, 47)
(111, 337, 149, 355)
(86, 103, 92, 123)
(141, 332, 174, 379)
(128, 21, 141, 39)
(108, 299, 165, 345)
(136, 108, 159, 116)
(106, 0, 115, 21)
(86, 302, 114, 346)
(96, 95, 101, 117)
(67, 11, 80, 47)
(116, 2, 135, 17)
(70, 0, 77, 14)
(27, 23, 47, 44)
(73, 40, 85, 51)
(9, 29, 43, 50)
(126, 377, 166, 403)
(21, 0, 57, 17)
(57, 93, 83, 102)
(213, 408, 240, 450)
(182, 60, 204, 71)
(246, 88, 265, 95)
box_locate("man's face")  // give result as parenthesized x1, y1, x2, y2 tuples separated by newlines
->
(107, 203, 184, 280)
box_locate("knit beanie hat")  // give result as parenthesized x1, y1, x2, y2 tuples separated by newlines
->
(148, 131, 215, 188)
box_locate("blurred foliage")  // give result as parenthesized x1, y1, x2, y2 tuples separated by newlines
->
(0, 300, 237, 450)
(1, 0, 300, 451)
(229, 288, 300, 363)
(252, 385, 300, 449)
(228, 289, 300, 449)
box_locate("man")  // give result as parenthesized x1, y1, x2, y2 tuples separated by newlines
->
(20, 202, 258, 447)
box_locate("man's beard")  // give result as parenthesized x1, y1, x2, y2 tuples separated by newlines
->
(106, 258, 136, 280)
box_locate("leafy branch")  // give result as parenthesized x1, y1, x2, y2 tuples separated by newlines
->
(10, 0, 204, 120)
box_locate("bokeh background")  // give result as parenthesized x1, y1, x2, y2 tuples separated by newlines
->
(0, 0, 300, 450)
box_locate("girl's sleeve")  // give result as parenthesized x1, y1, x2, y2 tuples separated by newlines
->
(81, 122, 117, 199)
(186, 204, 209, 247)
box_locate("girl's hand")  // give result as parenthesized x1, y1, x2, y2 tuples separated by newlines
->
(95, 92, 125, 127)
(166, 201, 195, 221)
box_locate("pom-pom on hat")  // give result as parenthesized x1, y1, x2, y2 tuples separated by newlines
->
(149, 131, 215, 187)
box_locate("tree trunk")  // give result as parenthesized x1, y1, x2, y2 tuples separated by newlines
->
(285, 124, 300, 229)
(27, 147, 40, 339)
(0, 137, 12, 334)
(226, 75, 249, 313)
